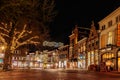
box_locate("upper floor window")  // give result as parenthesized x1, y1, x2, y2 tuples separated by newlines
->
(108, 20, 112, 27)
(101, 25, 105, 30)
(116, 15, 120, 23)
(107, 32, 113, 44)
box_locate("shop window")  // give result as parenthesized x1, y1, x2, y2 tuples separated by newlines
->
(111, 53, 114, 58)
(103, 54, 106, 59)
(109, 53, 112, 58)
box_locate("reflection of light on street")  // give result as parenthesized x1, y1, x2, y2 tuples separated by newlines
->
(56, 79, 64, 80)
(56, 72, 66, 80)
(55, 73, 66, 80)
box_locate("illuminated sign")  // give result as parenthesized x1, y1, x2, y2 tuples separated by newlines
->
(117, 23, 120, 46)
(43, 41, 64, 47)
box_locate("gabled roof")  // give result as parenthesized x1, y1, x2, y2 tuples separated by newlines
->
(88, 21, 98, 40)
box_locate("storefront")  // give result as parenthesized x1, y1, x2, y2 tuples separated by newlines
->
(102, 52, 115, 71)
(78, 54, 85, 69)
(87, 51, 95, 67)
(58, 60, 67, 68)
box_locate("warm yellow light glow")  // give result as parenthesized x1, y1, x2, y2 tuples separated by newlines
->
(1, 46, 5, 50)
(106, 60, 112, 66)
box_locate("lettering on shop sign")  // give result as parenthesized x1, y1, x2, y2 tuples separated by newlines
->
(43, 41, 64, 47)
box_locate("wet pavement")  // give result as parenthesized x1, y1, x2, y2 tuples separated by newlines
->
(0, 69, 120, 80)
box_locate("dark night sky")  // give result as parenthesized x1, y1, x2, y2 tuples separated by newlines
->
(49, 0, 120, 45)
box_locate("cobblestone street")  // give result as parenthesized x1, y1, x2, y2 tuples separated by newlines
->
(0, 69, 120, 80)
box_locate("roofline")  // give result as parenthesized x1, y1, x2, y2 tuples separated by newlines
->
(98, 7, 120, 24)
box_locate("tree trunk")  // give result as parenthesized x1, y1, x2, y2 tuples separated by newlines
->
(3, 22, 15, 71)
(3, 50, 11, 70)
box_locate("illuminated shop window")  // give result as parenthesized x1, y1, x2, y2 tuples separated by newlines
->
(103, 54, 106, 59)
(103, 53, 114, 59)
(107, 54, 109, 58)
(109, 53, 111, 58)
(111, 53, 114, 58)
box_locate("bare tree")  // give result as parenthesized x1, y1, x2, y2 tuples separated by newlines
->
(0, 0, 57, 70)
(0, 22, 40, 70)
